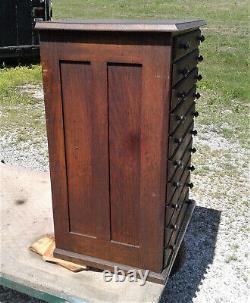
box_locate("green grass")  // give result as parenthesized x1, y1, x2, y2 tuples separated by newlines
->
(0, 0, 249, 147)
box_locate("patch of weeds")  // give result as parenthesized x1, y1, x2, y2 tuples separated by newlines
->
(196, 89, 249, 148)
(225, 254, 238, 263)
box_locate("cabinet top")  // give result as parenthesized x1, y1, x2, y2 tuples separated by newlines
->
(35, 19, 206, 32)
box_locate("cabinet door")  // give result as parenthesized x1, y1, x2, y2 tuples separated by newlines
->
(40, 37, 171, 272)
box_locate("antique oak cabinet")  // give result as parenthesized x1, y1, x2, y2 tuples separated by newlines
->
(36, 20, 205, 283)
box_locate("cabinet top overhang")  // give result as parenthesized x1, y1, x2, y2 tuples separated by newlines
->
(35, 19, 206, 32)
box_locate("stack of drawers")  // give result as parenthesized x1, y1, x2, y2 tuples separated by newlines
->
(164, 29, 205, 267)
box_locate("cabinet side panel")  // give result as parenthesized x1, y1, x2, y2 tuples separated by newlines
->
(60, 61, 109, 238)
(108, 63, 142, 247)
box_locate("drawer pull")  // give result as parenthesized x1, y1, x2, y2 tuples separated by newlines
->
(173, 181, 182, 188)
(193, 92, 201, 99)
(171, 203, 179, 209)
(188, 165, 196, 171)
(176, 115, 186, 121)
(197, 35, 205, 42)
(174, 137, 182, 144)
(177, 92, 186, 101)
(191, 130, 198, 136)
(187, 182, 194, 189)
(196, 74, 203, 81)
(197, 55, 204, 62)
(174, 160, 184, 168)
(190, 147, 197, 153)
(179, 42, 190, 50)
(192, 111, 199, 117)
(170, 224, 178, 231)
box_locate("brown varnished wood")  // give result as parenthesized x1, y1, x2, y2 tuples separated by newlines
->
(60, 61, 110, 239)
(40, 35, 172, 273)
(38, 21, 205, 283)
(108, 63, 142, 247)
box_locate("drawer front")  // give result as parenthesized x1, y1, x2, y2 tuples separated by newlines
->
(164, 28, 204, 270)
(171, 68, 199, 110)
(169, 101, 195, 137)
(168, 120, 194, 159)
(164, 190, 189, 247)
(172, 49, 200, 86)
(168, 139, 193, 181)
(167, 158, 191, 201)
(164, 187, 188, 247)
(168, 171, 190, 210)
(173, 29, 201, 61)
(169, 86, 196, 135)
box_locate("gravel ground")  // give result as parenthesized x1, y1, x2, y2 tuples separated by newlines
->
(0, 86, 249, 302)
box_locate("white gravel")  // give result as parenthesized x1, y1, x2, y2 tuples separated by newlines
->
(0, 86, 249, 302)
(161, 125, 249, 303)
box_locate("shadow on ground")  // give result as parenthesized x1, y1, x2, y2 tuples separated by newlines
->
(160, 206, 221, 303)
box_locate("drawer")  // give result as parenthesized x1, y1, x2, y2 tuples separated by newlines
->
(171, 68, 199, 111)
(169, 101, 195, 139)
(167, 157, 191, 201)
(165, 191, 189, 246)
(166, 164, 190, 206)
(168, 144, 191, 182)
(173, 29, 201, 61)
(169, 97, 198, 135)
(170, 85, 197, 114)
(168, 119, 194, 158)
(165, 174, 189, 229)
(172, 49, 199, 86)
(168, 139, 193, 181)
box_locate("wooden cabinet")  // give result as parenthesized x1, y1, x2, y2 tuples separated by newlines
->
(36, 19, 205, 284)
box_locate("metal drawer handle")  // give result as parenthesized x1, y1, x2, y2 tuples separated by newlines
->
(197, 35, 205, 42)
(192, 111, 199, 117)
(176, 115, 186, 122)
(193, 92, 201, 99)
(187, 182, 194, 189)
(173, 181, 182, 188)
(188, 165, 196, 171)
(174, 160, 184, 168)
(197, 55, 204, 62)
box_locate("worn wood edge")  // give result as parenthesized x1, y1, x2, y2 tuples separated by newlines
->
(35, 19, 206, 32)
(54, 248, 168, 284)
(53, 201, 195, 285)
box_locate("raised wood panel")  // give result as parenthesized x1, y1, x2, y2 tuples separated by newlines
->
(60, 61, 110, 239)
(108, 63, 142, 247)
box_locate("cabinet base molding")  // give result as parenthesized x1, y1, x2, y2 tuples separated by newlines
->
(54, 200, 195, 284)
